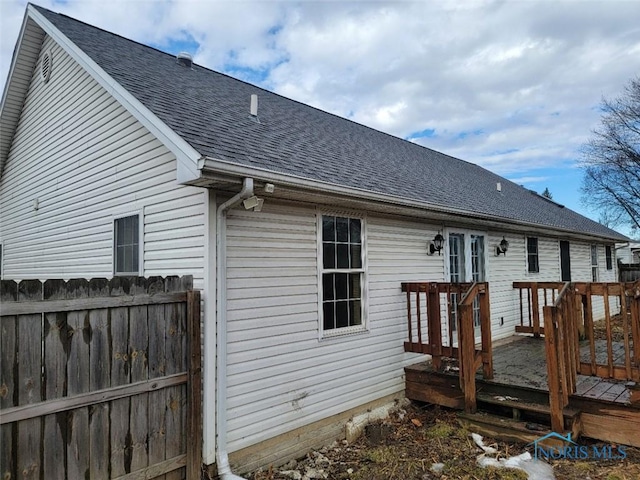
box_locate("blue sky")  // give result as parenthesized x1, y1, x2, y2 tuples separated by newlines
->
(2, 0, 639, 237)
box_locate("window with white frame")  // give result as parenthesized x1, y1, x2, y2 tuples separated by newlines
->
(320, 215, 364, 332)
(591, 244, 599, 282)
(114, 214, 140, 275)
(527, 237, 539, 273)
(605, 245, 613, 271)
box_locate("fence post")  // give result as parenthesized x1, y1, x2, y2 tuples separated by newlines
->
(186, 290, 203, 479)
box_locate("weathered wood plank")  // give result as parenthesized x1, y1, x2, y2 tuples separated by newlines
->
(480, 287, 493, 379)
(0, 291, 187, 316)
(543, 305, 564, 433)
(578, 362, 640, 382)
(405, 287, 412, 348)
(581, 380, 615, 400)
(581, 411, 640, 448)
(0, 371, 187, 426)
(620, 293, 632, 379)
(148, 295, 168, 480)
(598, 383, 628, 403)
(89, 278, 110, 479)
(186, 290, 202, 480)
(531, 283, 540, 337)
(112, 454, 186, 480)
(405, 380, 464, 409)
(165, 385, 186, 480)
(43, 279, 69, 480)
(457, 302, 476, 413)
(110, 295, 130, 477)
(574, 375, 601, 396)
(66, 279, 90, 480)
(0, 280, 18, 480)
(165, 289, 186, 480)
(130, 305, 150, 473)
(17, 279, 43, 480)
(427, 284, 442, 369)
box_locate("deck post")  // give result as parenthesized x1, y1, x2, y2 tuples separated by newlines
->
(405, 285, 413, 351)
(630, 283, 640, 367)
(531, 282, 540, 337)
(479, 285, 493, 379)
(458, 302, 477, 414)
(543, 305, 564, 433)
(427, 283, 443, 370)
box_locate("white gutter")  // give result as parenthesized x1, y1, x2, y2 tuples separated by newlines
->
(215, 178, 254, 480)
(199, 157, 629, 244)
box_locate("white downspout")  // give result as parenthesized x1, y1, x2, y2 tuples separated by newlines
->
(215, 178, 254, 480)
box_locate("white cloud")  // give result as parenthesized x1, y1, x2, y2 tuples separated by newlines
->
(2, 0, 639, 211)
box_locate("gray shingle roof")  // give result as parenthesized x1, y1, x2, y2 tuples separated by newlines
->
(35, 6, 627, 241)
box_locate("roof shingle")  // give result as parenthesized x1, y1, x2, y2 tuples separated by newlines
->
(34, 5, 628, 241)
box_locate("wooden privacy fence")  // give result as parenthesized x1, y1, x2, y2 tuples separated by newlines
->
(401, 282, 493, 413)
(619, 263, 640, 282)
(0, 276, 202, 480)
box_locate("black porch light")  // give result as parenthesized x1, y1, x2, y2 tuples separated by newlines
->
(429, 232, 445, 255)
(496, 236, 509, 256)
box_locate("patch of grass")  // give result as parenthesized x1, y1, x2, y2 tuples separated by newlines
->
(424, 421, 455, 439)
(444, 461, 529, 479)
(350, 445, 429, 480)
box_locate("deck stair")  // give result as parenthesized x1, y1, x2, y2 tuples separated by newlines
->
(458, 391, 582, 445)
(458, 411, 575, 448)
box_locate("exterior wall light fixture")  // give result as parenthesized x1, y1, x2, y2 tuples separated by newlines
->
(496, 236, 509, 256)
(428, 232, 445, 256)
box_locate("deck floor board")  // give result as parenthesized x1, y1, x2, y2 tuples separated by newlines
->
(416, 336, 636, 405)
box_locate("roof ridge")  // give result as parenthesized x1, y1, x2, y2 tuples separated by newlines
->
(22, 4, 628, 241)
(31, 4, 488, 174)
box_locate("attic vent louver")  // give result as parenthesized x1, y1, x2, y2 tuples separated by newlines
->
(176, 52, 193, 68)
(41, 50, 52, 83)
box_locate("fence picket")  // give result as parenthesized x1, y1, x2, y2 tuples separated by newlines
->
(17, 280, 43, 480)
(66, 279, 91, 480)
(0, 275, 199, 479)
(0, 280, 18, 480)
(43, 279, 69, 480)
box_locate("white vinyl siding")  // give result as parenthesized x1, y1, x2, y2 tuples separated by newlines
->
(0, 35, 205, 287)
(570, 242, 618, 319)
(487, 234, 560, 339)
(225, 203, 442, 453)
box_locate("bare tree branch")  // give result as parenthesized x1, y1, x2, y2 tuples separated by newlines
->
(581, 76, 640, 232)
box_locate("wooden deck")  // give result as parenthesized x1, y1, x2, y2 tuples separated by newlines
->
(489, 336, 634, 404)
(405, 335, 640, 447)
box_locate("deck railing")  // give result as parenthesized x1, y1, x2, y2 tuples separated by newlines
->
(574, 281, 640, 381)
(518, 281, 640, 383)
(401, 282, 493, 413)
(543, 282, 580, 432)
(513, 281, 564, 337)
